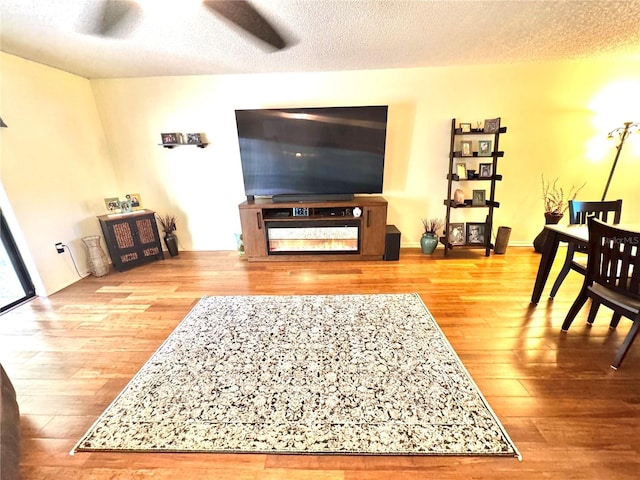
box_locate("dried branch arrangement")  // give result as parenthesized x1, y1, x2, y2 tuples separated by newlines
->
(422, 218, 444, 234)
(156, 213, 177, 232)
(541, 175, 586, 215)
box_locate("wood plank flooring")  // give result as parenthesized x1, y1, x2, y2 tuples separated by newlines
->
(1, 248, 639, 479)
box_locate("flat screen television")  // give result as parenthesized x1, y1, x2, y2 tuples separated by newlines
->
(235, 105, 388, 202)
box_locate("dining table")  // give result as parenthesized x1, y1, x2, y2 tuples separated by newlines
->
(530, 222, 640, 304)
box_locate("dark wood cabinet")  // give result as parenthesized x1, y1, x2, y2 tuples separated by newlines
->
(238, 196, 388, 261)
(98, 209, 164, 271)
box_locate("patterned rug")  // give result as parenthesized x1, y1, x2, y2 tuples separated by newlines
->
(72, 293, 520, 457)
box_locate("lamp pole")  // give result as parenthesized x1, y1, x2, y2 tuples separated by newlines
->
(602, 121, 637, 201)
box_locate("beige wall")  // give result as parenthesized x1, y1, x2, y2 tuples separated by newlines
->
(2, 52, 639, 295)
(1, 53, 119, 295)
(91, 60, 640, 251)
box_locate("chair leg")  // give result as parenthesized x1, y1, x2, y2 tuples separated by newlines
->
(550, 246, 576, 298)
(561, 287, 590, 331)
(611, 316, 640, 370)
(586, 302, 600, 325)
(610, 313, 622, 329)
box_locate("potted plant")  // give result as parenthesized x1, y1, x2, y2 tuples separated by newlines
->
(156, 213, 179, 257)
(421, 218, 443, 254)
(534, 175, 586, 252)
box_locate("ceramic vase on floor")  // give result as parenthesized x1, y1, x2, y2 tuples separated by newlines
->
(164, 232, 179, 257)
(421, 233, 438, 254)
(82, 235, 109, 277)
(533, 213, 563, 253)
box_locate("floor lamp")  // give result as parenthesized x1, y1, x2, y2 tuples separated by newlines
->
(602, 121, 639, 201)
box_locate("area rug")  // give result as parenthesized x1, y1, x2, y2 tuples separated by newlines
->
(72, 293, 520, 458)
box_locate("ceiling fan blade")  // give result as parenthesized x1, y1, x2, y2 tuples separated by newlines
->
(204, 0, 287, 50)
(92, 0, 141, 37)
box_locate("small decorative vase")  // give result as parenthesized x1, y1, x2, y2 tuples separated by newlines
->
(164, 232, 179, 257)
(533, 212, 563, 253)
(453, 188, 465, 205)
(234, 233, 245, 256)
(420, 232, 438, 254)
(82, 235, 109, 277)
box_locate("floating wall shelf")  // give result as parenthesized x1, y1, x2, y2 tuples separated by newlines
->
(159, 142, 208, 149)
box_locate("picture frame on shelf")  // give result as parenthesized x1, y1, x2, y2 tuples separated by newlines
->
(478, 140, 492, 156)
(479, 163, 493, 178)
(186, 133, 202, 144)
(448, 222, 465, 245)
(456, 162, 467, 179)
(126, 193, 142, 210)
(119, 200, 133, 213)
(483, 118, 501, 133)
(466, 222, 486, 245)
(104, 197, 120, 213)
(472, 189, 486, 206)
(161, 132, 180, 144)
(461, 140, 473, 157)
(460, 123, 472, 133)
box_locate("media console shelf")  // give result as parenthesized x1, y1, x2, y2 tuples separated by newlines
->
(238, 196, 388, 261)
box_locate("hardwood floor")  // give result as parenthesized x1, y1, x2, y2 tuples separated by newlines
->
(1, 248, 639, 479)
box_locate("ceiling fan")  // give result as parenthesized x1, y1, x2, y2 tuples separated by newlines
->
(90, 0, 287, 50)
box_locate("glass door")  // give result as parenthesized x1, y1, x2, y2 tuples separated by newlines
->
(1, 209, 36, 313)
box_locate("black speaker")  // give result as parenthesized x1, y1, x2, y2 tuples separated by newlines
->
(384, 225, 401, 261)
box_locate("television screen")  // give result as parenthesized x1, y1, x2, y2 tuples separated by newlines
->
(235, 106, 388, 200)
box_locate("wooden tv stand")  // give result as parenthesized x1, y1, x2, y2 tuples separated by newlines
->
(238, 196, 388, 261)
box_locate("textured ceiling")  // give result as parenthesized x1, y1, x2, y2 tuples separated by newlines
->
(1, 0, 640, 79)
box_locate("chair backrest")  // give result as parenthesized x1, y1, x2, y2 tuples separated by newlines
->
(569, 199, 622, 225)
(587, 217, 640, 300)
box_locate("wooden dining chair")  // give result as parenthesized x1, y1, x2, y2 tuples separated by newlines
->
(549, 199, 622, 298)
(561, 218, 640, 369)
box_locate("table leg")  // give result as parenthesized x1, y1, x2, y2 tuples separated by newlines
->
(530, 229, 560, 304)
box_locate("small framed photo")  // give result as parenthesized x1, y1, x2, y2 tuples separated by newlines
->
(161, 132, 180, 144)
(186, 133, 201, 144)
(120, 200, 133, 213)
(456, 162, 467, 179)
(479, 163, 493, 178)
(466, 222, 486, 245)
(483, 118, 501, 133)
(461, 140, 473, 157)
(460, 123, 472, 133)
(104, 197, 120, 212)
(472, 189, 486, 206)
(126, 193, 142, 210)
(448, 222, 465, 245)
(478, 140, 492, 156)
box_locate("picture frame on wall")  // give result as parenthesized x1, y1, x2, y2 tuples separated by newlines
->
(448, 222, 465, 245)
(479, 163, 493, 178)
(483, 118, 501, 133)
(460, 123, 472, 133)
(472, 189, 486, 206)
(456, 162, 467, 179)
(161, 133, 180, 144)
(478, 140, 492, 156)
(461, 140, 473, 157)
(186, 133, 201, 144)
(466, 222, 486, 245)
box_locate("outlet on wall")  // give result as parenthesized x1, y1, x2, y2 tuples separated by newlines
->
(55, 242, 64, 254)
